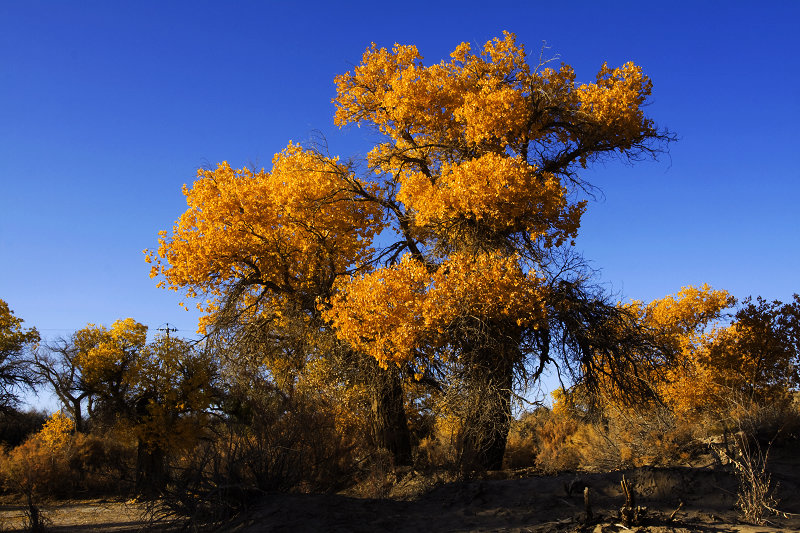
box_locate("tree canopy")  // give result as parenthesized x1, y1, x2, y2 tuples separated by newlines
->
(148, 32, 672, 469)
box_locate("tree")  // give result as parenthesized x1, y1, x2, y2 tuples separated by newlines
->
(0, 299, 39, 410)
(149, 32, 671, 470)
(32, 336, 92, 433)
(34, 319, 217, 495)
(656, 292, 800, 421)
(148, 144, 413, 464)
(325, 33, 671, 468)
(571, 285, 800, 426)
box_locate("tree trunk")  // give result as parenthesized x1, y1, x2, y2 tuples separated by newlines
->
(459, 326, 518, 471)
(71, 399, 84, 433)
(370, 363, 412, 466)
(135, 438, 166, 497)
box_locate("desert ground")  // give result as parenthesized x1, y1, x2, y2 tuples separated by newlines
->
(2, 452, 799, 533)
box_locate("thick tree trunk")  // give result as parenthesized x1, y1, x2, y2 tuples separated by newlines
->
(459, 326, 518, 471)
(370, 363, 412, 466)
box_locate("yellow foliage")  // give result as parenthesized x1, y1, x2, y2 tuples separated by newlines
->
(579, 285, 800, 425)
(397, 153, 586, 245)
(0, 299, 40, 355)
(325, 252, 547, 368)
(147, 143, 385, 333)
(73, 318, 148, 392)
(1, 412, 76, 499)
(37, 411, 75, 452)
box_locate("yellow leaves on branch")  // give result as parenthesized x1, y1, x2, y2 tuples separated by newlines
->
(325, 252, 546, 368)
(325, 254, 429, 368)
(334, 31, 656, 167)
(0, 298, 40, 354)
(577, 62, 654, 149)
(146, 143, 385, 332)
(37, 411, 75, 452)
(397, 152, 586, 244)
(635, 284, 735, 352)
(74, 318, 147, 390)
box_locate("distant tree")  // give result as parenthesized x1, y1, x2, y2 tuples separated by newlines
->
(562, 285, 735, 413)
(570, 286, 800, 426)
(0, 408, 47, 448)
(34, 319, 217, 495)
(33, 336, 95, 433)
(659, 293, 800, 421)
(149, 32, 672, 470)
(0, 299, 39, 410)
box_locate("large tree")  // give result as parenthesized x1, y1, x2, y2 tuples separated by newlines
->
(150, 32, 671, 470)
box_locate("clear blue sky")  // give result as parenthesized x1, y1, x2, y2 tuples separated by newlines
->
(2, 1, 798, 351)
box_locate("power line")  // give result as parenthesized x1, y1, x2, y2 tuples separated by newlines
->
(156, 323, 179, 341)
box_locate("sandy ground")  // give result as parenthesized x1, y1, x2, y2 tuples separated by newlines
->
(226, 464, 800, 533)
(0, 498, 152, 532)
(1, 460, 798, 532)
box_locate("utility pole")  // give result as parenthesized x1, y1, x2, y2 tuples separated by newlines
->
(157, 323, 178, 342)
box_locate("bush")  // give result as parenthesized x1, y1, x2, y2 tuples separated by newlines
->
(151, 388, 358, 529)
(504, 408, 583, 472)
(504, 403, 701, 473)
(69, 432, 135, 495)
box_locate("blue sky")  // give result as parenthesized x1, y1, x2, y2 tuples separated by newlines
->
(2, 1, 798, 354)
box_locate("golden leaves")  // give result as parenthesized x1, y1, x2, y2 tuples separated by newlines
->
(147, 143, 385, 332)
(37, 411, 75, 452)
(398, 153, 586, 245)
(325, 252, 546, 368)
(73, 319, 148, 390)
(150, 32, 666, 377)
(576, 62, 654, 149)
(0, 299, 40, 355)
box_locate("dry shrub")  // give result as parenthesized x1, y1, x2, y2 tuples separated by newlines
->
(504, 407, 587, 473)
(348, 448, 396, 499)
(702, 390, 796, 524)
(232, 398, 356, 493)
(597, 406, 696, 468)
(725, 431, 783, 525)
(68, 432, 135, 495)
(152, 389, 358, 529)
(414, 419, 460, 471)
(504, 403, 699, 473)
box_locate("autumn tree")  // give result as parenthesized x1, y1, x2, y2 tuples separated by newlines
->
(149, 32, 672, 470)
(568, 285, 800, 428)
(655, 291, 800, 422)
(325, 33, 672, 469)
(148, 144, 413, 464)
(0, 299, 40, 410)
(34, 319, 217, 494)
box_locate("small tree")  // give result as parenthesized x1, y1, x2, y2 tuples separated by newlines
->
(0, 299, 39, 410)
